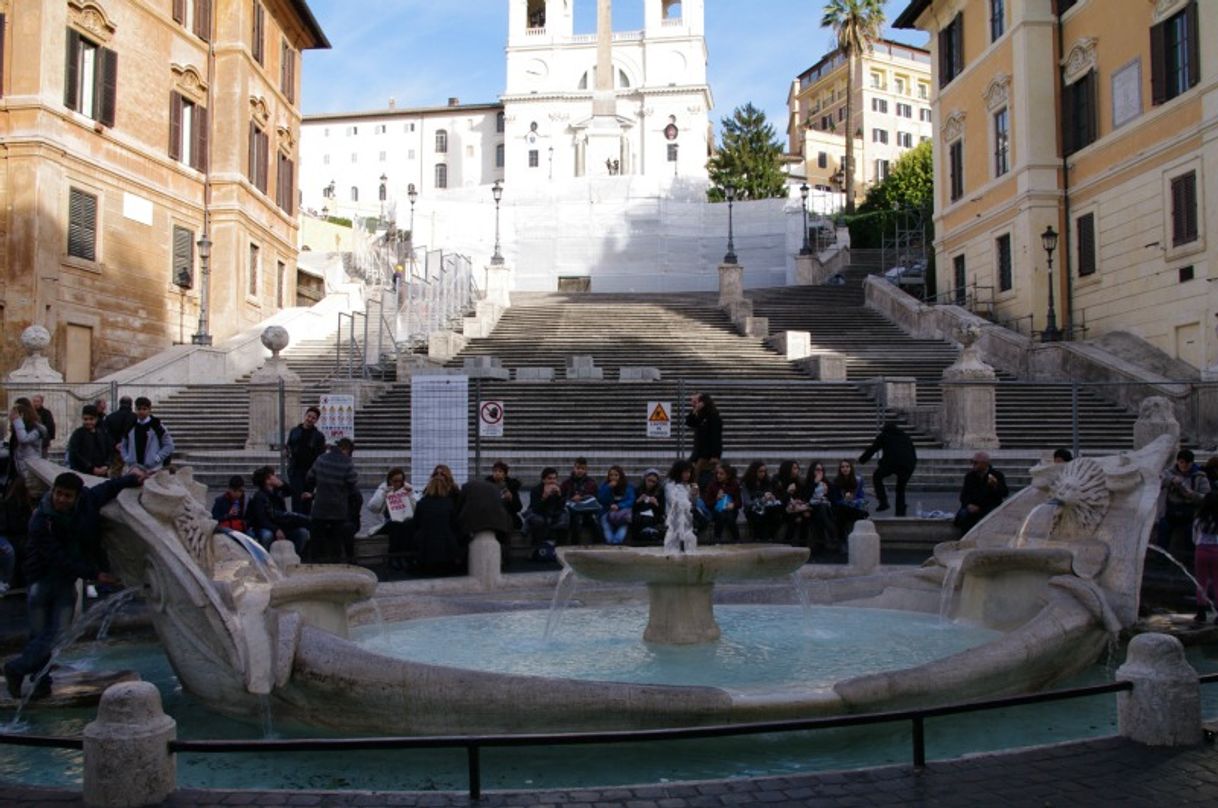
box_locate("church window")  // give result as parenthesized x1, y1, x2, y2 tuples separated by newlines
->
(526, 0, 545, 30)
(248, 242, 260, 297)
(496, 112, 505, 133)
(434, 163, 448, 189)
(496, 143, 505, 168)
(169, 91, 208, 171)
(528, 149, 539, 168)
(350, 186, 358, 202)
(667, 144, 679, 162)
(435, 129, 448, 153)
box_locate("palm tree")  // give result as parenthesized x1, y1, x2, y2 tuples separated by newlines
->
(821, 0, 885, 215)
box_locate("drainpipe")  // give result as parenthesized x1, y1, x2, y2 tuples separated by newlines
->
(1056, 7, 1074, 338)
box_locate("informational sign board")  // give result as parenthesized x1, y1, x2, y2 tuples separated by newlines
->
(317, 394, 356, 441)
(410, 374, 469, 487)
(479, 400, 505, 438)
(647, 401, 672, 438)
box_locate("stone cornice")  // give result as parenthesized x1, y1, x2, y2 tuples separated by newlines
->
(68, 0, 117, 44)
(1062, 37, 1098, 85)
(983, 73, 1010, 112)
(170, 64, 208, 105)
(942, 110, 966, 143)
(1153, 0, 1189, 23)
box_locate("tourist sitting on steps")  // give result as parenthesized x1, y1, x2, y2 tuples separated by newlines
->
(4, 468, 146, 701)
(741, 461, 783, 542)
(806, 461, 840, 554)
(953, 452, 1009, 534)
(525, 467, 568, 561)
(830, 459, 868, 551)
(247, 466, 309, 555)
(561, 457, 602, 544)
(66, 404, 112, 478)
(631, 468, 666, 544)
(368, 467, 415, 571)
(485, 460, 523, 532)
(411, 464, 463, 573)
(596, 465, 636, 545)
(211, 475, 249, 535)
(705, 463, 743, 543)
(8, 398, 48, 491)
(773, 460, 811, 547)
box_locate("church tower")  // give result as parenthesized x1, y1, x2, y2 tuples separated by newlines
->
(503, 0, 711, 188)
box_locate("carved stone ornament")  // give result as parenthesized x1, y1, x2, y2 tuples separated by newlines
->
(686, 105, 703, 115)
(276, 124, 296, 152)
(942, 110, 966, 143)
(942, 323, 997, 382)
(982, 73, 1010, 112)
(1061, 37, 1098, 86)
(1049, 458, 1111, 539)
(1153, 0, 1189, 23)
(68, 0, 116, 43)
(548, 112, 570, 122)
(171, 64, 208, 104)
(249, 96, 270, 127)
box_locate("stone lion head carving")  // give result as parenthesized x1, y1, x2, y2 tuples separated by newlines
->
(1049, 458, 1110, 539)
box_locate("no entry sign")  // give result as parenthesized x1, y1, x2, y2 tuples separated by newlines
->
(479, 400, 505, 437)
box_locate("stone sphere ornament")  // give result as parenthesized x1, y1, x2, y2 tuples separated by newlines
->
(20, 324, 52, 356)
(260, 325, 290, 358)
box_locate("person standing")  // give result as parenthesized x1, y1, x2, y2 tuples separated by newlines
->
(286, 406, 326, 514)
(8, 399, 48, 489)
(30, 395, 55, 458)
(685, 392, 723, 488)
(953, 452, 1009, 534)
(1160, 449, 1211, 561)
(67, 404, 112, 477)
(858, 421, 917, 517)
(4, 469, 145, 700)
(307, 439, 361, 563)
(119, 397, 174, 472)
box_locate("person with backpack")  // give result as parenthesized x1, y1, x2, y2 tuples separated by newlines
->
(119, 397, 175, 472)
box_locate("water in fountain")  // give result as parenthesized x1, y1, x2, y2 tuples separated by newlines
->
(663, 481, 697, 552)
(4, 587, 140, 727)
(259, 694, 277, 739)
(544, 566, 579, 641)
(790, 572, 813, 620)
(221, 530, 281, 582)
(366, 600, 387, 642)
(939, 560, 962, 622)
(1146, 545, 1215, 612)
(1012, 501, 1060, 548)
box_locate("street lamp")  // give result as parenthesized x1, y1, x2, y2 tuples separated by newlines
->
(379, 173, 387, 221)
(1041, 225, 1061, 342)
(406, 183, 417, 245)
(799, 183, 812, 256)
(191, 232, 213, 346)
(490, 179, 504, 265)
(723, 183, 738, 265)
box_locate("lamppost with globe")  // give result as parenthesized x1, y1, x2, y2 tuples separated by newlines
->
(491, 180, 504, 265)
(799, 183, 812, 256)
(1041, 225, 1061, 342)
(191, 232, 213, 345)
(723, 183, 738, 265)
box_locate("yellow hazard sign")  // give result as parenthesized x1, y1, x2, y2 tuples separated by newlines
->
(647, 401, 672, 437)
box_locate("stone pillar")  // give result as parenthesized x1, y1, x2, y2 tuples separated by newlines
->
(767, 331, 812, 361)
(468, 530, 502, 590)
(941, 325, 999, 449)
(795, 253, 829, 285)
(718, 262, 744, 306)
(847, 519, 880, 574)
(428, 330, 467, 363)
(5, 325, 70, 452)
(800, 354, 847, 381)
(1133, 395, 1182, 451)
(83, 681, 177, 807)
(880, 377, 918, 413)
(485, 263, 512, 308)
(1116, 633, 1202, 746)
(246, 327, 302, 451)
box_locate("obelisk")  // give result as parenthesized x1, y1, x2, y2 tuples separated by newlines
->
(586, 0, 624, 175)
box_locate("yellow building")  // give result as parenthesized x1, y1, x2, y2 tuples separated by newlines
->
(787, 38, 933, 198)
(0, 0, 327, 381)
(896, 0, 1216, 369)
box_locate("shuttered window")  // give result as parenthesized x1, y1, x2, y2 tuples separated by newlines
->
(948, 140, 964, 202)
(172, 226, 194, 288)
(172, 0, 186, 23)
(64, 28, 117, 127)
(276, 152, 295, 215)
(193, 0, 212, 42)
(996, 234, 1012, 292)
(252, 2, 265, 64)
(1062, 70, 1097, 156)
(1170, 172, 1198, 246)
(280, 39, 295, 102)
(938, 14, 964, 88)
(248, 121, 269, 193)
(953, 254, 967, 305)
(249, 243, 260, 297)
(1076, 214, 1096, 277)
(0, 13, 7, 98)
(1150, 1, 1199, 105)
(68, 188, 98, 261)
(169, 93, 209, 171)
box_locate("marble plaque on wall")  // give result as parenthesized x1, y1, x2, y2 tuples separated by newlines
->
(1112, 59, 1142, 130)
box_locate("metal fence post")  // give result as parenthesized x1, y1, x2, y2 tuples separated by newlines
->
(875, 378, 885, 431)
(467, 744, 482, 800)
(473, 377, 482, 479)
(676, 378, 686, 460)
(1071, 382, 1080, 459)
(912, 715, 926, 768)
(278, 378, 287, 478)
(109, 380, 119, 412)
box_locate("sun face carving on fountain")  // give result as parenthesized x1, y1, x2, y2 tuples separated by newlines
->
(1049, 458, 1110, 540)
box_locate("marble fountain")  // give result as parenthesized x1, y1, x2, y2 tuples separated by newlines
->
(23, 399, 1180, 735)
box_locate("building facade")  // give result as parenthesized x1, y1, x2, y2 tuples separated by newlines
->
(0, 0, 326, 381)
(787, 39, 933, 199)
(896, 0, 1216, 369)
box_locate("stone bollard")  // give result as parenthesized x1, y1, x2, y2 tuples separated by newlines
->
(718, 262, 744, 306)
(1116, 633, 1202, 746)
(468, 530, 502, 590)
(800, 354, 847, 381)
(740, 316, 769, 339)
(767, 331, 812, 361)
(941, 324, 999, 449)
(847, 519, 880, 574)
(83, 681, 177, 807)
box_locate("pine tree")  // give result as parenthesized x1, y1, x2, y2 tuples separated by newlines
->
(706, 103, 787, 202)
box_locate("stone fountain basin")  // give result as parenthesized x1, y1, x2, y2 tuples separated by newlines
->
(558, 544, 810, 583)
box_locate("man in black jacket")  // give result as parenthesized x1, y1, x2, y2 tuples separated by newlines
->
(286, 406, 326, 514)
(4, 469, 144, 699)
(31, 395, 55, 458)
(859, 421, 917, 517)
(102, 396, 136, 474)
(685, 392, 723, 488)
(67, 404, 112, 477)
(307, 439, 361, 563)
(954, 452, 1009, 534)
(247, 466, 310, 554)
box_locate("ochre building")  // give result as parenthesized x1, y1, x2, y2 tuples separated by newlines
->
(0, 0, 327, 381)
(896, 0, 1216, 369)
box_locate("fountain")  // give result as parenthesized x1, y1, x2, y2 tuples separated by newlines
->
(12, 399, 1180, 735)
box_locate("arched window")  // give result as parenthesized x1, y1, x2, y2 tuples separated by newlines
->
(350, 186, 358, 202)
(435, 129, 448, 153)
(662, 1, 683, 21)
(496, 112, 505, 133)
(434, 163, 448, 189)
(495, 143, 505, 168)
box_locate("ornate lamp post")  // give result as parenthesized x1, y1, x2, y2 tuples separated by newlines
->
(491, 179, 504, 265)
(1041, 225, 1061, 342)
(378, 173, 387, 222)
(724, 182, 738, 265)
(191, 232, 213, 345)
(406, 183, 417, 245)
(799, 183, 812, 256)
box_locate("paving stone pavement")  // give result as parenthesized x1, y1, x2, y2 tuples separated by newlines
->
(5, 736, 1218, 807)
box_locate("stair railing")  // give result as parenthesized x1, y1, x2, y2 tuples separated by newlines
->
(335, 311, 370, 380)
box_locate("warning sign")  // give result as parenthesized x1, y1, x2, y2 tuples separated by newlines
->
(647, 401, 672, 438)
(479, 400, 505, 438)
(318, 394, 356, 441)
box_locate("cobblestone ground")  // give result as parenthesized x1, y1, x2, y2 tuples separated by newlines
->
(6, 736, 1218, 807)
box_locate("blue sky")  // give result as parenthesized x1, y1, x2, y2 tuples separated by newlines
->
(301, 1, 927, 141)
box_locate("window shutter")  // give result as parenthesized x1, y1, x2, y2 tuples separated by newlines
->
(938, 27, 949, 88)
(1149, 19, 1166, 105)
(1061, 80, 1075, 155)
(0, 14, 7, 98)
(194, 0, 212, 42)
(952, 14, 964, 78)
(252, 2, 264, 63)
(1077, 214, 1096, 276)
(172, 0, 186, 23)
(172, 226, 194, 287)
(169, 92, 182, 161)
(68, 188, 98, 261)
(64, 28, 81, 110)
(98, 47, 117, 127)
(192, 104, 209, 172)
(1185, 1, 1200, 89)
